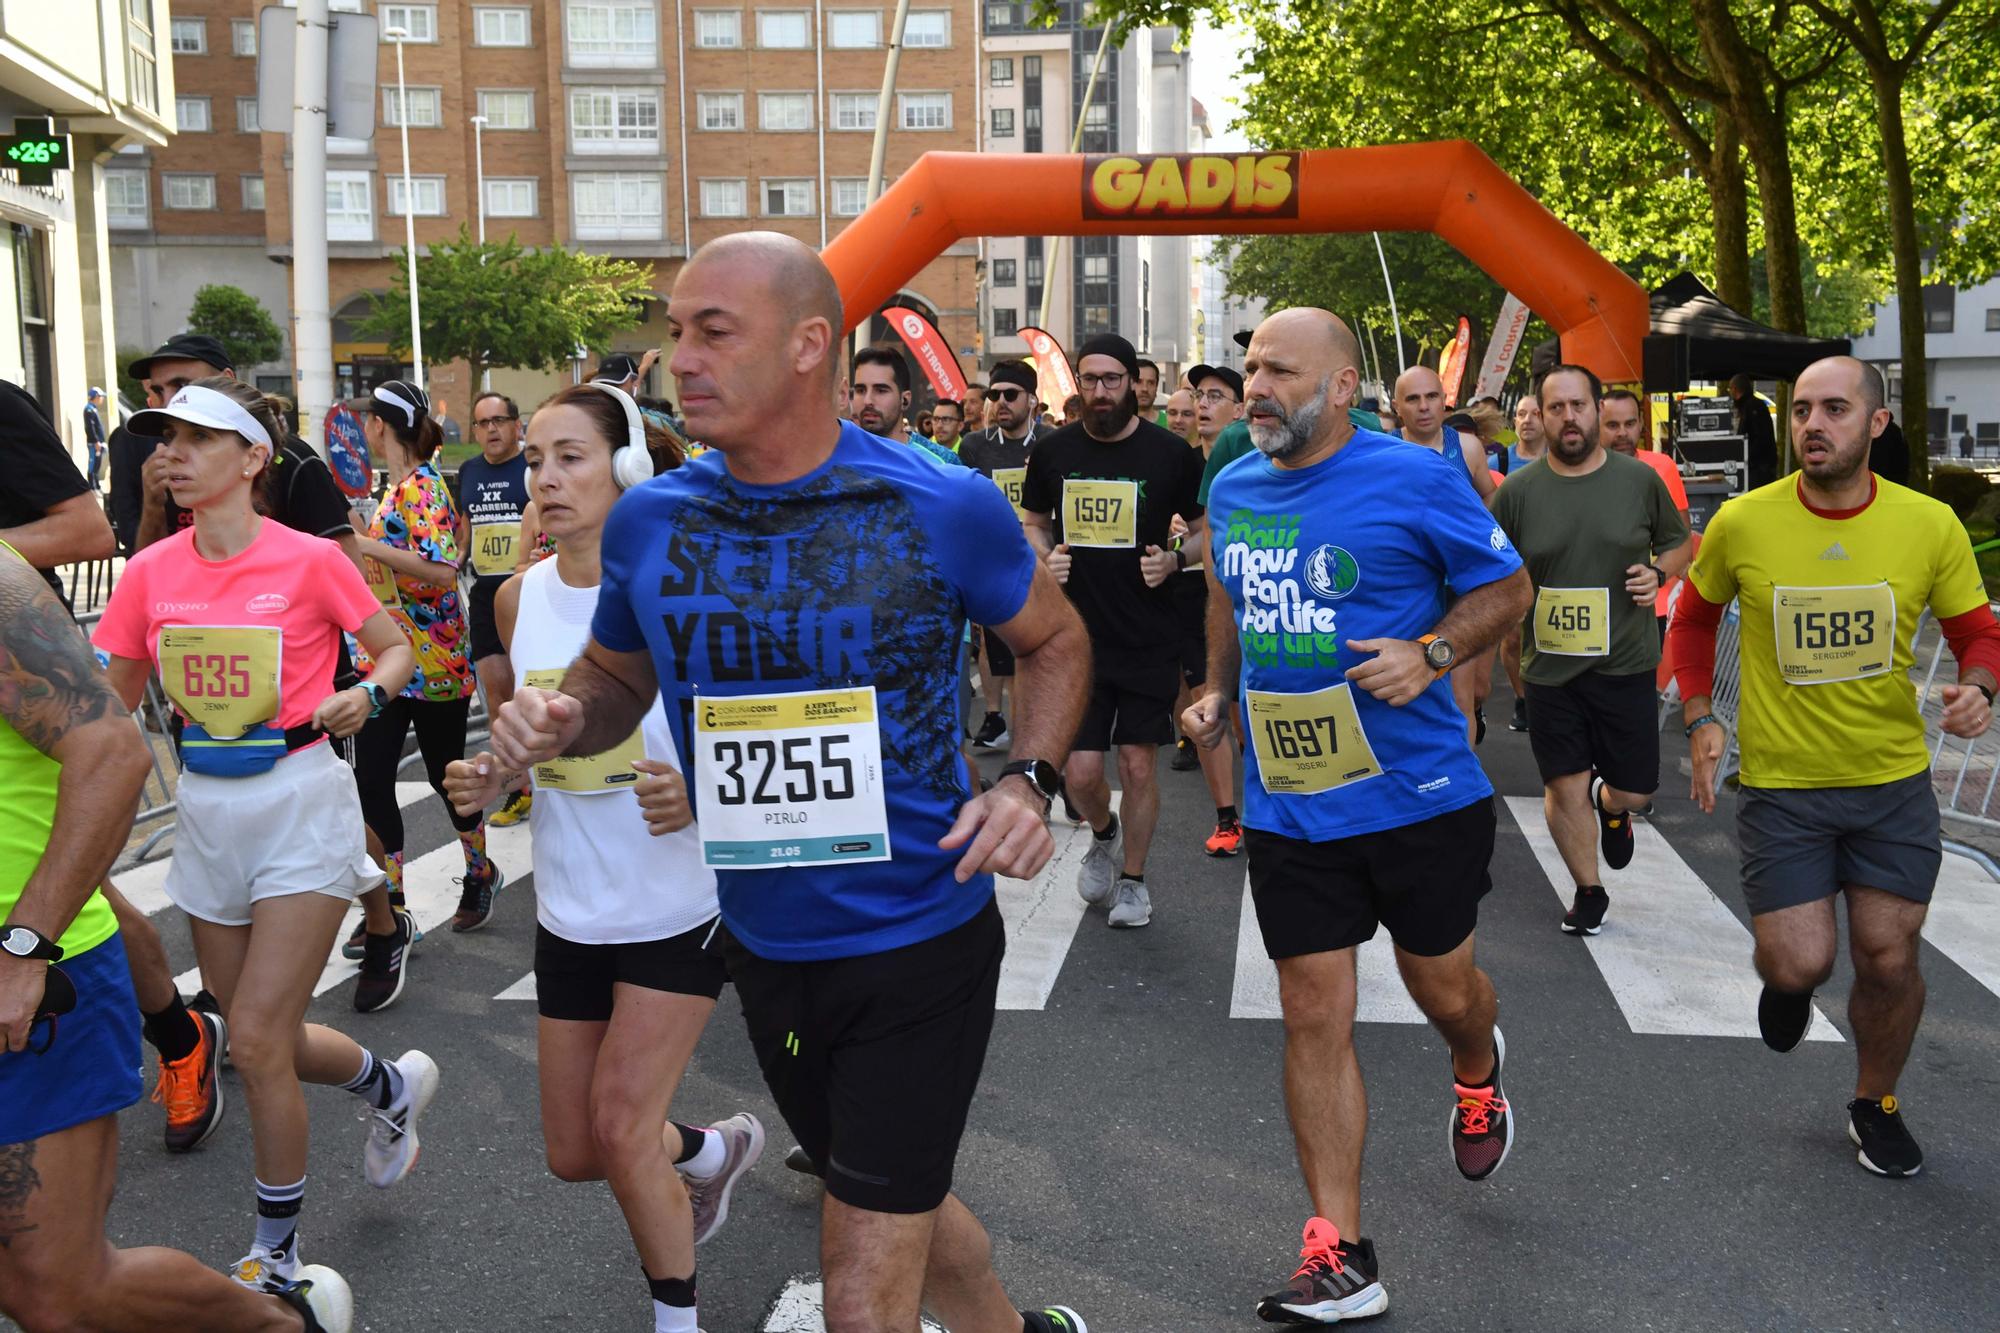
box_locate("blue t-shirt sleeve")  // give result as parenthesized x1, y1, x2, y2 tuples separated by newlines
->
(1423, 459, 1523, 594)
(936, 468, 1037, 626)
(590, 490, 650, 653)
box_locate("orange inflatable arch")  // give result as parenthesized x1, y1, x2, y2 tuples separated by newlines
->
(821, 140, 1648, 384)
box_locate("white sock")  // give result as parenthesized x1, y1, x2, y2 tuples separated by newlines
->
(679, 1128, 727, 1179)
(654, 1299, 699, 1333)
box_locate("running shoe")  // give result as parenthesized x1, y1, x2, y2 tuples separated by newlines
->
(353, 910, 414, 1014)
(1561, 885, 1610, 935)
(152, 1006, 226, 1153)
(1022, 1306, 1090, 1333)
(1474, 705, 1487, 747)
(450, 863, 506, 933)
(783, 1144, 822, 1177)
(1205, 817, 1244, 858)
(1170, 737, 1201, 771)
(488, 788, 533, 827)
(1449, 1027, 1514, 1181)
(275, 1265, 355, 1333)
(363, 1049, 439, 1188)
(191, 987, 230, 1066)
(1757, 985, 1814, 1052)
(686, 1112, 766, 1246)
(1591, 775, 1635, 871)
(1256, 1218, 1387, 1324)
(1849, 1096, 1923, 1177)
(1077, 824, 1122, 907)
(344, 910, 423, 961)
(1508, 698, 1529, 732)
(972, 711, 1011, 749)
(231, 1237, 299, 1293)
(1108, 877, 1152, 929)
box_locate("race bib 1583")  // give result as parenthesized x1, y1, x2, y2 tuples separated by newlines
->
(1773, 583, 1895, 684)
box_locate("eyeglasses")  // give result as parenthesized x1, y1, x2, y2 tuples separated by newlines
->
(987, 388, 1026, 402)
(1193, 390, 1238, 405)
(473, 416, 517, 429)
(1079, 373, 1129, 390)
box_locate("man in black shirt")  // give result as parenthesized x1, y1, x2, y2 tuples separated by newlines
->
(961, 359, 1047, 746)
(1021, 334, 1206, 930)
(1730, 372, 1779, 490)
(0, 379, 115, 597)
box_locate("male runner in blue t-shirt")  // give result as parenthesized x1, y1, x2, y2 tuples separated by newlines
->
(486, 232, 1094, 1333)
(1186, 309, 1533, 1326)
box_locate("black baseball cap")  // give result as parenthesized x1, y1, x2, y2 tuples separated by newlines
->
(128, 333, 233, 381)
(1189, 364, 1244, 400)
(596, 353, 642, 381)
(1233, 329, 1254, 350)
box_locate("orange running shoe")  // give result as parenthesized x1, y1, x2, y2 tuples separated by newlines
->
(1204, 818, 1244, 858)
(152, 1008, 226, 1153)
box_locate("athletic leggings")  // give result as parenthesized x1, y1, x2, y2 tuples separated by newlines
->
(354, 694, 480, 851)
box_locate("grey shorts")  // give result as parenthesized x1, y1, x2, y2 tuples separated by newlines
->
(1736, 773, 1941, 915)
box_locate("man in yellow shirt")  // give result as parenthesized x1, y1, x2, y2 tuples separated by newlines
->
(1668, 356, 2000, 1179)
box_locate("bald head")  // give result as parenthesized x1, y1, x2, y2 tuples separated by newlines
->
(1258, 308, 1363, 375)
(687, 231, 845, 338)
(1394, 366, 1447, 444)
(1798, 355, 1884, 415)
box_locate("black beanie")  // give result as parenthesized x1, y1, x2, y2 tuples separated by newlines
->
(1076, 334, 1140, 378)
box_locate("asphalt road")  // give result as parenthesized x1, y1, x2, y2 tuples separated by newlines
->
(30, 681, 2000, 1332)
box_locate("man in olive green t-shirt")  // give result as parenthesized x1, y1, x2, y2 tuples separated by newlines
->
(1490, 365, 1691, 937)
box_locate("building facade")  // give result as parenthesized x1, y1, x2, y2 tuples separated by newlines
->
(1849, 279, 2000, 457)
(0, 0, 174, 447)
(109, 0, 981, 416)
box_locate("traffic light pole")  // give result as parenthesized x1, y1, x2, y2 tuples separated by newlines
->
(290, 0, 335, 450)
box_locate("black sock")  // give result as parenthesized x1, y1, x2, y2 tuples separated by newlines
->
(669, 1122, 707, 1164)
(143, 993, 201, 1064)
(1123, 872, 1143, 884)
(1094, 813, 1119, 841)
(1216, 804, 1238, 825)
(646, 1270, 697, 1307)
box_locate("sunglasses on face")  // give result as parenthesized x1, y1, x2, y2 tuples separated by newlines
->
(987, 388, 1026, 402)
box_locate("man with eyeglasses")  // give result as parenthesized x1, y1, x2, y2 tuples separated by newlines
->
(456, 391, 534, 827)
(960, 360, 1044, 749)
(1020, 334, 1207, 929)
(930, 398, 966, 453)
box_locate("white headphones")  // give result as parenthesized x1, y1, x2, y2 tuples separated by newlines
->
(584, 379, 657, 490)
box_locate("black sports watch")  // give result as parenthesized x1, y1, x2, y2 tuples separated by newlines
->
(357, 681, 387, 718)
(1418, 634, 1456, 674)
(0, 924, 62, 962)
(998, 758, 1061, 809)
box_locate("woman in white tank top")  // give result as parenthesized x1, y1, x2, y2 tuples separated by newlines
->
(444, 383, 759, 1333)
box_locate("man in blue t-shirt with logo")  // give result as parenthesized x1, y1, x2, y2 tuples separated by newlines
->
(486, 232, 1094, 1333)
(1186, 308, 1533, 1326)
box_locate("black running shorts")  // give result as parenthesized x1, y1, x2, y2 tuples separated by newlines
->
(1074, 653, 1180, 751)
(1246, 798, 1496, 959)
(1172, 571, 1208, 689)
(1524, 670, 1660, 795)
(468, 578, 507, 663)
(976, 625, 1015, 678)
(710, 898, 1002, 1215)
(533, 920, 728, 1022)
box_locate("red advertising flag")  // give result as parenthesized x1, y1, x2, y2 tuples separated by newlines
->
(1016, 326, 1079, 406)
(1439, 315, 1473, 408)
(883, 307, 969, 403)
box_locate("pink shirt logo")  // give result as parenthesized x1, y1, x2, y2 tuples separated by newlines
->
(154, 601, 208, 614)
(246, 593, 291, 614)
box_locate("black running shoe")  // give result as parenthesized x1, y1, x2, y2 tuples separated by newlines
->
(1021, 1306, 1089, 1333)
(1561, 885, 1610, 935)
(1509, 698, 1529, 732)
(1450, 1028, 1514, 1181)
(450, 864, 505, 933)
(1757, 986, 1814, 1052)
(1170, 737, 1201, 771)
(783, 1143, 822, 1176)
(1591, 775, 1635, 870)
(353, 910, 413, 1014)
(1257, 1219, 1387, 1324)
(1849, 1096, 1923, 1177)
(972, 711, 1010, 749)
(1474, 705, 1487, 747)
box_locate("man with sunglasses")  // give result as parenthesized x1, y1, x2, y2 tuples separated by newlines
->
(961, 360, 1046, 748)
(0, 549, 353, 1330)
(457, 391, 534, 830)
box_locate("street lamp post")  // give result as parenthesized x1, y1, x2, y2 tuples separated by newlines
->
(388, 27, 424, 394)
(470, 114, 488, 245)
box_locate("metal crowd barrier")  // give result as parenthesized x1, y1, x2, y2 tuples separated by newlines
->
(73, 608, 182, 864)
(1911, 608, 2000, 878)
(1657, 598, 1744, 796)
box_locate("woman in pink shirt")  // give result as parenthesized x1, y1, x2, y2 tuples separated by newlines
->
(92, 379, 440, 1300)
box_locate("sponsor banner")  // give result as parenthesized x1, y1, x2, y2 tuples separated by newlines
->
(883, 306, 969, 403)
(1472, 293, 1531, 402)
(324, 403, 374, 499)
(1017, 326, 1078, 405)
(1081, 153, 1302, 221)
(1439, 315, 1472, 409)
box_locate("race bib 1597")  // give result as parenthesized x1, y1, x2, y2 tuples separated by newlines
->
(1062, 478, 1140, 548)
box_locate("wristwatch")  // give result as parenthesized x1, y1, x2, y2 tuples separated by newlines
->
(1416, 633, 1456, 675)
(357, 681, 387, 718)
(998, 758, 1061, 809)
(0, 924, 62, 962)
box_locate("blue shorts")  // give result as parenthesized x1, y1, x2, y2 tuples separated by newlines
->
(0, 932, 144, 1145)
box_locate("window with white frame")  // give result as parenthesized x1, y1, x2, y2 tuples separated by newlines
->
(384, 87, 443, 128)
(477, 90, 534, 129)
(830, 92, 876, 130)
(700, 178, 746, 217)
(485, 177, 537, 217)
(474, 6, 531, 46)
(693, 9, 741, 46)
(827, 10, 879, 46)
(326, 170, 373, 241)
(697, 92, 743, 130)
(388, 175, 447, 216)
(904, 10, 948, 45)
(757, 10, 810, 46)
(990, 107, 1013, 137)
(762, 178, 814, 216)
(236, 98, 261, 132)
(759, 92, 811, 131)
(993, 258, 1016, 285)
(570, 88, 661, 151)
(572, 172, 662, 239)
(567, 1, 658, 66)
(241, 175, 265, 210)
(898, 91, 949, 130)
(830, 177, 868, 216)
(380, 4, 437, 41)
(1082, 101, 1108, 134)
(171, 18, 206, 53)
(176, 97, 211, 132)
(989, 57, 1013, 86)
(105, 172, 148, 227)
(232, 20, 257, 55)
(163, 173, 216, 210)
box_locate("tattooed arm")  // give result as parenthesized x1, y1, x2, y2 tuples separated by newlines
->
(0, 555, 151, 1053)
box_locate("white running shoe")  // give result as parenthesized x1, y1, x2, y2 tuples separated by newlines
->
(1107, 877, 1152, 929)
(685, 1112, 766, 1245)
(231, 1239, 299, 1293)
(1076, 826, 1122, 907)
(277, 1264, 354, 1333)
(364, 1049, 439, 1188)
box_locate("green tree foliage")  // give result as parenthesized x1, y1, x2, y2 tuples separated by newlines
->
(357, 227, 654, 388)
(186, 284, 285, 372)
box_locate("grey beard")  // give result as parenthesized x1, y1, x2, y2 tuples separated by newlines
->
(1247, 378, 1330, 458)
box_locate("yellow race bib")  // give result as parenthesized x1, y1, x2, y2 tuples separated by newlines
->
(470, 521, 521, 577)
(523, 670, 647, 792)
(364, 557, 399, 607)
(1773, 583, 1895, 684)
(1246, 684, 1383, 795)
(1062, 478, 1139, 548)
(158, 626, 282, 739)
(991, 468, 1029, 518)
(1533, 586, 1610, 657)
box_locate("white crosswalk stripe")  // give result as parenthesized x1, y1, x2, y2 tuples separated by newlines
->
(1920, 850, 2000, 1001)
(762, 1278, 945, 1332)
